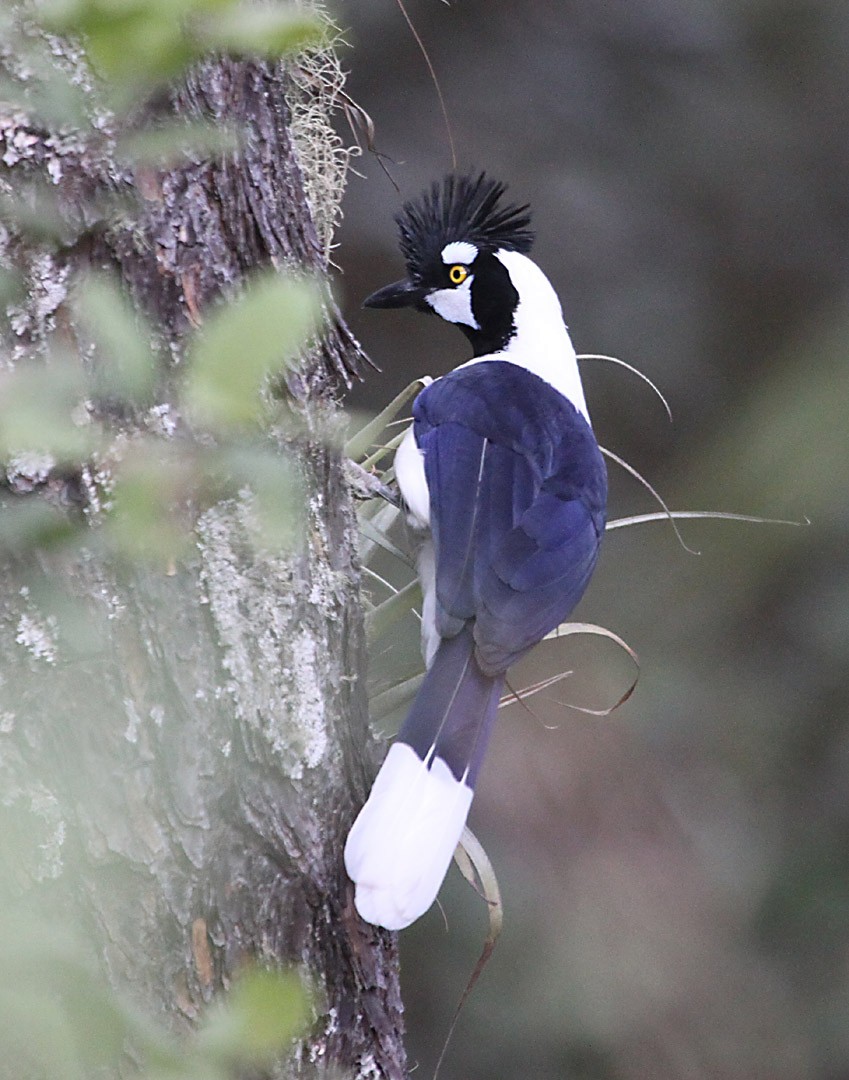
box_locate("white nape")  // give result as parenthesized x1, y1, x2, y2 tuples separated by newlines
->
(468, 250, 590, 423)
(344, 742, 473, 931)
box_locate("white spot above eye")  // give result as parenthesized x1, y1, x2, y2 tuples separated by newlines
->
(441, 240, 478, 265)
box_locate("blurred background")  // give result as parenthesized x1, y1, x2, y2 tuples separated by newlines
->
(333, 1, 849, 1077)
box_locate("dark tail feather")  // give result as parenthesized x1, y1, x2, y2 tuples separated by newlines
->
(398, 623, 504, 786)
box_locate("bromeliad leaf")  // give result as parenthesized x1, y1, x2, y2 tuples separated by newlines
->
(365, 578, 422, 644)
(368, 672, 425, 722)
(344, 377, 430, 462)
(541, 621, 639, 714)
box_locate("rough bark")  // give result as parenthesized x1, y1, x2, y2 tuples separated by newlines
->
(0, 24, 405, 1080)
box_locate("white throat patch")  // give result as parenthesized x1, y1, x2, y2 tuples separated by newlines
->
(425, 278, 478, 328)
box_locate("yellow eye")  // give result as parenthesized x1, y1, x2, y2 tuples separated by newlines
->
(448, 264, 468, 285)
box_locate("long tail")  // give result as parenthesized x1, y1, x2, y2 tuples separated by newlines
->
(344, 625, 503, 930)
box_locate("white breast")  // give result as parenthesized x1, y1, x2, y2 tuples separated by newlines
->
(395, 425, 430, 527)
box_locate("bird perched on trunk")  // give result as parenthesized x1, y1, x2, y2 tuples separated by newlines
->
(345, 173, 607, 930)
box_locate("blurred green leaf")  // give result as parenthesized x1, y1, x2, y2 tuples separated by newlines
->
(116, 120, 240, 167)
(0, 185, 75, 244)
(62, 981, 135, 1067)
(73, 272, 158, 403)
(0, 498, 79, 554)
(197, 967, 309, 1066)
(0, 985, 85, 1080)
(215, 445, 304, 550)
(39, 0, 195, 90)
(194, 5, 322, 57)
(0, 912, 89, 975)
(104, 437, 304, 562)
(0, 71, 91, 130)
(105, 445, 193, 562)
(39, 0, 321, 108)
(186, 273, 321, 429)
(0, 267, 25, 311)
(0, 360, 98, 461)
(0, 18, 92, 128)
(0, 910, 187, 1078)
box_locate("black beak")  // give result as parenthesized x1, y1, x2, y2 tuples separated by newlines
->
(363, 278, 426, 310)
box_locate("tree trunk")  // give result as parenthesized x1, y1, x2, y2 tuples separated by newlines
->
(0, 22, 405, 1080)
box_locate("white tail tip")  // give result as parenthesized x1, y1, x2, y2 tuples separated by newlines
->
(344, 742, 474, 930)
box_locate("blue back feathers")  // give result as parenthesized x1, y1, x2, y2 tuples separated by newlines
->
(414, 361, 607, 674)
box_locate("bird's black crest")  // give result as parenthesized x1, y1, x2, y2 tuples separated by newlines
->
(396, 173, 534, 283)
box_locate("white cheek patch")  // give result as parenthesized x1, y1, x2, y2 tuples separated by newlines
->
(425, 280, 478, 328)
(441, 240, 478, 265)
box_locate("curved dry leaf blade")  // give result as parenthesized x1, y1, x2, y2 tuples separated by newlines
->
(577, 353, 673, 422)
(540, 621, 640, 714)
(434, 828, 503, 1080)
(555, 679, 638, 716)
(606, 509, 807, 531)
(361, 565, 401, 598)
(338, 89, 378, 152)
(394, 0, 456, 169)
(600, 445, 701, 555)
(499, 670, 573, 712)
(544, 619, 637, 656)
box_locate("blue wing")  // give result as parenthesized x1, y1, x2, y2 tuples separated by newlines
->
(413, 360, 607, 675)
